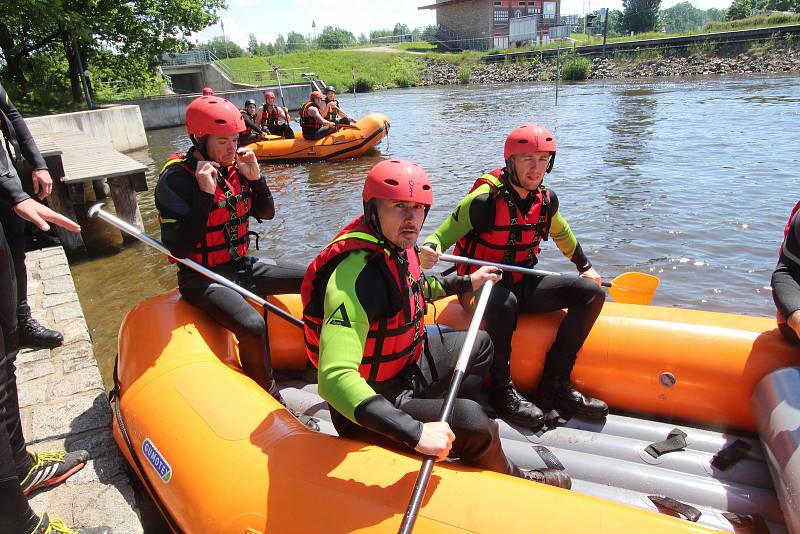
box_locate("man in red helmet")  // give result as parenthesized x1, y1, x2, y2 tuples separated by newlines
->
(772, 200, 800, 347)
(299, 90, 337, 140)
(421, 124, 608, 427)
(201, 87, 214, 96)
(257, 91, 294, 139)
(154, 95, 305, 402)
(301, 159, 571, 489)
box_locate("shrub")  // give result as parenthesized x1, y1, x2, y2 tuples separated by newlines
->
(561, 56, 590, 80)
(350, 76, 375, 93)
(458, 65, 472, 84)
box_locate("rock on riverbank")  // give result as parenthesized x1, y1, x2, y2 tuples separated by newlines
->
(421, 44, 800, 85)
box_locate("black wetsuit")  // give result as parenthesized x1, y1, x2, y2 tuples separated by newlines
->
(0, 103, 38, 532)
(239, 111, 264, 146)
(155, 152, 305, 395)
(772, 208, 800, 347)
(424, 176, 605, 387)
(261, 104, 295, 139)
(0, 82, 48, 327)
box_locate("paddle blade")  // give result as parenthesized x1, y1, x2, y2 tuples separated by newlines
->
(608, 272, 660, 305)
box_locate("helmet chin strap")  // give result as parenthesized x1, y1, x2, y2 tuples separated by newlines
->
(505, 158, 523, 188)
(190, 135, 212, 162)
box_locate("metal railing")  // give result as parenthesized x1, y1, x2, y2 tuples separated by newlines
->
(161, 49, 213, 66)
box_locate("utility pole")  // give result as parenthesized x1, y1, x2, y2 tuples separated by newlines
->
(221, 20, 230, 59)
(71, 35, 93, 109)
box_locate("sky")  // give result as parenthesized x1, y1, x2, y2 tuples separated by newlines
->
(194, 0, 733, 48)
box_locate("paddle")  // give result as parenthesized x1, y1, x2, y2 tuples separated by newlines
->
(398, 280, 495, 534)
(88, 204, 303, 329)
(272, 66, 296, 127)
(439, 253, 659, 306)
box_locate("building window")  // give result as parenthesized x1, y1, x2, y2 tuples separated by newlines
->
(543, 1, 556, 19)
(494, 8, 509, 24)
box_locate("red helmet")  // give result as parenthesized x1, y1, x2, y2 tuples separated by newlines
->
(504, 124, 557, 160)
(201, 87, 214, 96)
(264, 91, 276, 99)
(363, 159, 433, 206)
(185, 96, 245, 138)
(310, 90, 324, 101)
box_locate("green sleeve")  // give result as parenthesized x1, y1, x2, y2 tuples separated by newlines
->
(423, 183, 492, 252)
(422, 274, 446, 301)
(317, 251, 378, 423)
(549, 210, 579, 260)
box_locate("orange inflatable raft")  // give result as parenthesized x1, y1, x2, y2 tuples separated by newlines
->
(112, 292, 800, 533)
(247, 113, 389, 162)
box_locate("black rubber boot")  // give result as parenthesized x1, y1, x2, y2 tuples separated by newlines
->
(488, 383, 545, 429)
(31, 512, 112, 533)
(516, 467, 572, 489)
(18, 317, 64, 349)
(536, 378, 609, 420)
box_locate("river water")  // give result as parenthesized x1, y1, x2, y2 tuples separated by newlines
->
(70, 75, 800, 387)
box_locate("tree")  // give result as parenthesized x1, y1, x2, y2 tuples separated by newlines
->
(726, 0, 756, 19)
(704, 8, 726, 22)
(286, 31, 308, 52)
(200, 36, 244, 59)
(247, 33, 259, 56)
(274, 33, 286, 54)
(421, 25, 439, 41)
(317, 26, 355, 49)
(622, 0, 662, 33)
(393, 23, 410, 36)
(0, 0, 223, 104)
(369, 29, 394, 42)
(661, 1, 703, 32)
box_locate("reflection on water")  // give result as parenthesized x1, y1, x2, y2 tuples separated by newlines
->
(70, 74, 800, 388)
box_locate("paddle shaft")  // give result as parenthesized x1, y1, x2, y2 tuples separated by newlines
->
(439, 253, 611, 288)
(273, 67, 297, 126)
(88, 204, 304, 329)
(398, 280, 495, 534)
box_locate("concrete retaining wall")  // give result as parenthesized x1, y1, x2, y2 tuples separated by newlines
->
(131, 83, 317, 130)
(26, 106, 148, 152)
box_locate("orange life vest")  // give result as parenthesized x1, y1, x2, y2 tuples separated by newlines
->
(301, 217, 426, 382)
(454, 168, 551, 284)
(159, 152, 251, 268)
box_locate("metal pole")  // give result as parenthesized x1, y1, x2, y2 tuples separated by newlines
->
(555, 45, 560, 106)
(71, 36, 93, 109)
(602, 10, 609, 57)
(87, 204, 303, 329)
(397, 280, 495, 534)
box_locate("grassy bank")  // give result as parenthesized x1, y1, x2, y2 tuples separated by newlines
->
(220, 50, 425, 91)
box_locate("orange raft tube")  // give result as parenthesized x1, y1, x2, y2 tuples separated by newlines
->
(113, 292, 798, 533)
(247, 113, 389, 162)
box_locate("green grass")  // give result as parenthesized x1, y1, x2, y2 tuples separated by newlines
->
(394, 41, 438, 52)
(704, 13, 800, 32)
(561, 56, 590, 80)
(219, 50, 426, 91)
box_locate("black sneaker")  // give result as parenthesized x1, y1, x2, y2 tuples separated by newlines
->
(31, 512, 112, 534)
(19, 316, 64, 349)
(518, 467, 572, 489)
(20, 449, 90, 496)
(537, 379, 609, 420)
(488, 384, 545, 429)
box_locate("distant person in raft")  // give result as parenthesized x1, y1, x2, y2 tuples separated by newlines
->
(257, 91, 294, 140)
(155, 95, 305, 402)
(772, 200, 800, 348)
(238, 99, 266, 146)
(420, 124, 609, 429)
(299, 90, 338, 140)
(323, 85, 352, 126)
(300, 159, 571, 489)
(202, 87, 214, 96)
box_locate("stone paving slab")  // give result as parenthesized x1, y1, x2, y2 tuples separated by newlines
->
(18, 247, 143, 532)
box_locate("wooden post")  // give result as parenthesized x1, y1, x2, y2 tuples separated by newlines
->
(92, 178, 109, 200)
(107, 174, 144, 243)
(44, 154, 86, 254)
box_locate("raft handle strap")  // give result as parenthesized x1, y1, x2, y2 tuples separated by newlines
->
(645, 428, 687, 458)
(533, 445, 565, 471)
(647, 495, 701, 522)
(711, 439, 752, 471)
(721, 512, 769, 534)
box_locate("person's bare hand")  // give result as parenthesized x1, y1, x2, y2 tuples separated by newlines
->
(13, 198, 80, 232)
(31, 169, 53, 199)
